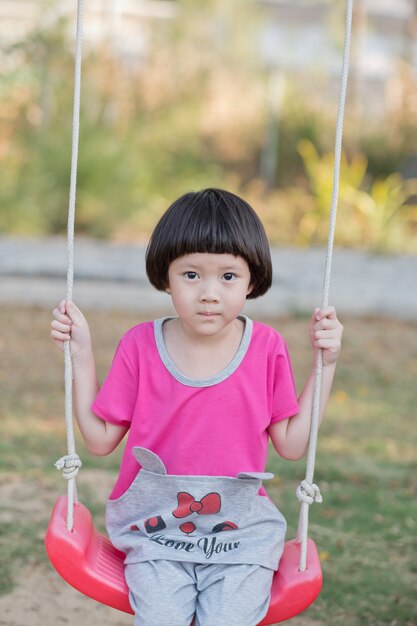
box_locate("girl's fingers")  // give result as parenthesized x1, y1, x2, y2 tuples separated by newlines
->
(52, 307, 72, 324)
(314, 305, 337, 321)
(321, 305, 336, 319)
(312, 328, 342, 347)
(314, 319, 340, 332)
(311, 306, 342, 365)
(53, 301, 85, 324)
(51, 300, 88, 355)
(51, 320, 71, 333)
(313, 326, 341, 339)
(313, 338, 341, 349)
(312, 306, 343, 335)
(51, 330, 71, 342)
(65, 300, 86, 323)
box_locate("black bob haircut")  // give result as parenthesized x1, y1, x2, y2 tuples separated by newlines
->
(145, 188, 272, 299)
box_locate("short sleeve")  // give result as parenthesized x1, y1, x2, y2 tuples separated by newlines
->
(270, 339, 299, 424)
(92, 338, 139, 428)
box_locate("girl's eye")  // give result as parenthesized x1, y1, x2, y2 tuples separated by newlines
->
(184, 271, 199, 280)
(223, 273, 236, 281)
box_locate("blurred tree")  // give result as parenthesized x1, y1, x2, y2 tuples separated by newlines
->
(1, 0, 417, 253)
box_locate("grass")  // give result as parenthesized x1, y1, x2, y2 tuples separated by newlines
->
(0, 306, 416, 625)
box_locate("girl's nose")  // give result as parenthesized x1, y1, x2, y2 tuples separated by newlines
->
(199, 281, 219, 303)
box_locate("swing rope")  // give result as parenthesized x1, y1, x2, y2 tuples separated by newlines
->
(55, 0, 353, 564)
(55, 0, 85, 532)
(296, 0, 353, 571)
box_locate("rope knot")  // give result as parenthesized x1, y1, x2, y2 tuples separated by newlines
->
(55, 454, 82, 480)
(296, 480, 323, 505)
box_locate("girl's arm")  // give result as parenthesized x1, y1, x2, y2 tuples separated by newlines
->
(269, 306, 343, 461)
(51, 300, 128, 455)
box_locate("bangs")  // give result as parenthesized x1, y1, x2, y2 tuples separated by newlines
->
(166, 191, 248, 260)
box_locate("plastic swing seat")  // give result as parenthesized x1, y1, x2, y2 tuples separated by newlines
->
(45, 495, 322, 624)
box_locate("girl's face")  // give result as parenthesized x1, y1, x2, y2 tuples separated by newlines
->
(166, 253, 252, 338)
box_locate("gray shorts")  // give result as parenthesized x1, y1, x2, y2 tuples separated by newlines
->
(125, 559, 274, 626)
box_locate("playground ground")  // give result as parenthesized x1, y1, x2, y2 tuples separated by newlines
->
(0, 302, 416, 626)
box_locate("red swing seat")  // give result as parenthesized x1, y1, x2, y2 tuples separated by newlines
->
(45, 495, 322, 624)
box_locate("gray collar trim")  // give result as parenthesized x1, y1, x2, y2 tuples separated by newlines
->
(154, 315, 253, 387)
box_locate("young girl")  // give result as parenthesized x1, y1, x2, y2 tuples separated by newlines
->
(51, 188, 343, 626)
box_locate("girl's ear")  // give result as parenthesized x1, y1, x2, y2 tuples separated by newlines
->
(247, 284, 254, 296)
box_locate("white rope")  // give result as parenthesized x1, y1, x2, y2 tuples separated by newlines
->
(55, 454, 82, 480)
(296, 480, 323, 506)
(296, 0, 353, 571)
(55, 0, 85, 532)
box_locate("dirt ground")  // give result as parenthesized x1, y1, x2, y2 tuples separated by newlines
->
(0, 566, 133, 626)
(0, 468, 133, 626)
(0, 569, 315, 626)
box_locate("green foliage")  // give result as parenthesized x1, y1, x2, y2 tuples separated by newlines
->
(295, 139, 417, 251)
(1, 21, 145, 237)
(272, 85, 330, 186)
(360, 62, 417, 180)
(0, 0, 262, 236)
(2, 5, 417, 253)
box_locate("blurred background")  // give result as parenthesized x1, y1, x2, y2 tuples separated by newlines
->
(1, 0, 417, 250)
(1, 2, 417, 626)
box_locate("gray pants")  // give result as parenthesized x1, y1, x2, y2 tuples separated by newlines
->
(125, 560, 274, 626)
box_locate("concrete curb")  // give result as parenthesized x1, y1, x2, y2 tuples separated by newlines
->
(1, 236, 417, 320)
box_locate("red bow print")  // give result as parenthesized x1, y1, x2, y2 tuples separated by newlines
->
(172, 492, 221, 518)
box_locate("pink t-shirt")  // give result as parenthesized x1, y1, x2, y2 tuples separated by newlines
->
(92, 316, 299, 499)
